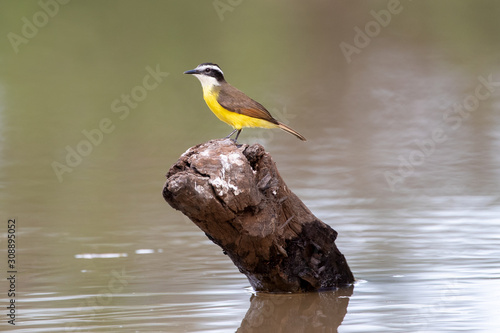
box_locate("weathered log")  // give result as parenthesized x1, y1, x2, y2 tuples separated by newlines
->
(163, 139, 354, 292)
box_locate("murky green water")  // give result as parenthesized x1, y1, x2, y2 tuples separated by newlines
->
(1, 1, 500, 332)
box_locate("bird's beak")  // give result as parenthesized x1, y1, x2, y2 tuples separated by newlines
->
(183, 69, 198, 75)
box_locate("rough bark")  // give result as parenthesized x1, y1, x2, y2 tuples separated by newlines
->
(163, 139, 354, 292)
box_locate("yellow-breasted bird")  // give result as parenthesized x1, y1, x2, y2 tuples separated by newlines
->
(184, 63, 306, 142)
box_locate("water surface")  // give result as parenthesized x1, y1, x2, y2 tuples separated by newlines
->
(1, 1, 499, 332)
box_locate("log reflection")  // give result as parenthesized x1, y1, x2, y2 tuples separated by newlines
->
(237, 286, 353, 333)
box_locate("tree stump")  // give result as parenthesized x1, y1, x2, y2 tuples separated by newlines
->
(163, 139, 354, 292)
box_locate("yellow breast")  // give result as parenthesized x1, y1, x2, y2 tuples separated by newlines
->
(203, 89, 278, 130)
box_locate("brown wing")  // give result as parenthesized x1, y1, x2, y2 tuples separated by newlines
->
(217, 83, 279, 125)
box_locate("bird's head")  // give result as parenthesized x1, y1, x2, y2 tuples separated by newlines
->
(184, 63, 225, 89)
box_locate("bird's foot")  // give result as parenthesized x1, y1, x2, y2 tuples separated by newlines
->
(224, 129, 242, 145)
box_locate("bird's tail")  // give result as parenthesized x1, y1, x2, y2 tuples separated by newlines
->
(278, 122, 307, 141)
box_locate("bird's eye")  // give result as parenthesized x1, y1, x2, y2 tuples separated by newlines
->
(204, 68, 211, 73)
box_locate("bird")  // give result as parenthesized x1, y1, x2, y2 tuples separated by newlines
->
(184, 63, 306, 143)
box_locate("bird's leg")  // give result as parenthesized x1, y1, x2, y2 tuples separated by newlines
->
(233, 129, 242, 143)
(225, 129, 242, 143)
(225, 129, 238, 139)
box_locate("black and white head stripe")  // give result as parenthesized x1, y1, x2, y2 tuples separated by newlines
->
(193, 63, 225, 81)
(196, 63, 223, 75)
